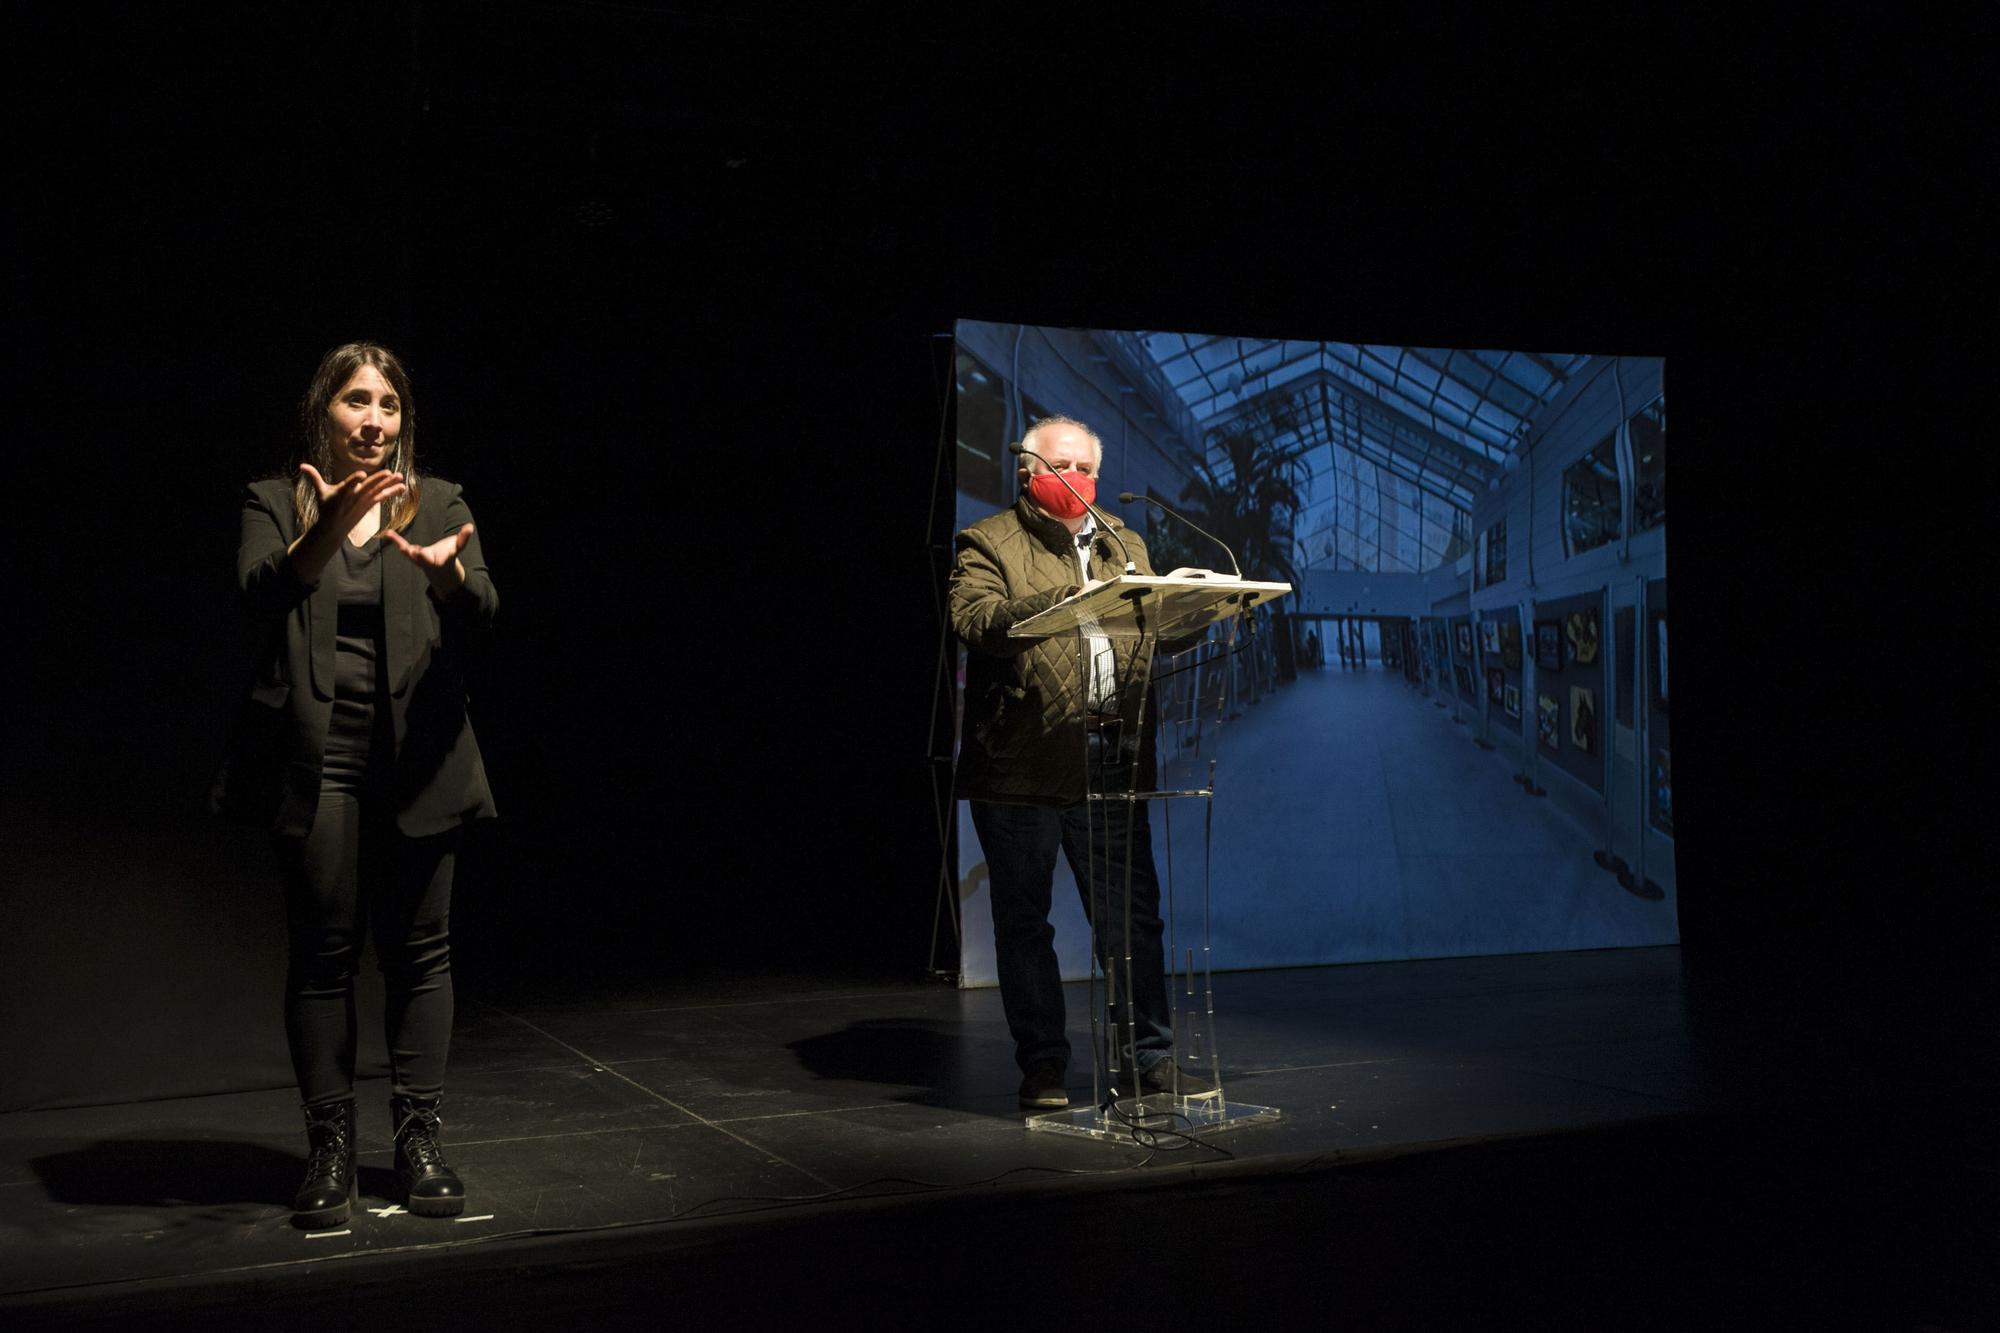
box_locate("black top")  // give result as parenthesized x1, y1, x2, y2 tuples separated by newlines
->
(326, 535, 390, 778)
(333, 536, 386, 696)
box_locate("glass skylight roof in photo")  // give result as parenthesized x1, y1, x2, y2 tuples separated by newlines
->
(1125, 333, 1589, 575)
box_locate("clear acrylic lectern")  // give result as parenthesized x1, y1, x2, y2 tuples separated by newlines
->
(1008, 571, 1290, 1143)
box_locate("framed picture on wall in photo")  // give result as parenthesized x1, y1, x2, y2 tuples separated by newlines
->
(1454, 664, 1474, 698)
(1504, 683, 1521, 719)
(1486, 666, 1505, 705)
(1568, 685, 1596, 753)
(1535, 620, 1562, 672)
(1537, 694, 1560, 751)
(1653, 614, 1669, 712)
(1499, 621, 1522, 670)
(1455, 623, 1473, 657)
(1651, 747, 1673, 835)
(1481, 620, 1500, 655)
(1566, 606, 1600, 665)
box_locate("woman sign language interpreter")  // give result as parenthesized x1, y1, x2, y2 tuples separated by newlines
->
(211, 342, 498, 1230)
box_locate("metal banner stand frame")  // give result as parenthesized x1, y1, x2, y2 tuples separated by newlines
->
(1007, 573, 1289, 1145)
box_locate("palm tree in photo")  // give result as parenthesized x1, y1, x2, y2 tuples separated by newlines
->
(1176, 389, 1308, 587)
(1173, 390, 1309, 703)
(1140, 485, 1205, 575)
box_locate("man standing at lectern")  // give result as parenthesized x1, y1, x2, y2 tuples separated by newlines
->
(950, 416, 1213, 1109)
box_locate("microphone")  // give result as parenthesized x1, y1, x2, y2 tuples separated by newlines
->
(1010, 444, 1137, 576)
(1118, 492, 1242, 580)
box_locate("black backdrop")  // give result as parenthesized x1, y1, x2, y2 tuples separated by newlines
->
(3, 4, 1983, 1110)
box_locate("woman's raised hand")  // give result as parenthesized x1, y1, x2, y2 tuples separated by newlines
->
(385, 524, 474, 596)
(285, 464, 406, 582)
(384, 523, 473, 571)
(300, 463, 405, 530)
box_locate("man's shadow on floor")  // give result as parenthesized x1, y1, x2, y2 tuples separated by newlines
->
(787, 1019, 1020, 1112)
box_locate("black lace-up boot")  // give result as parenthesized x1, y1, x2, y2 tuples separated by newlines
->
(391, 1094, 465, 1217)
(293, 1099, 357, 1229)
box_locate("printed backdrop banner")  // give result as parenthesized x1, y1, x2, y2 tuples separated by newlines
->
(950, 320, 1675, 985)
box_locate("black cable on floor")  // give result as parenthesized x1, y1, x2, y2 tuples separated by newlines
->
(1100, 1100, 1239, 1159)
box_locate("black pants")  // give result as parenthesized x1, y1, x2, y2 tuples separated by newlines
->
(277, 784, 457, 1107)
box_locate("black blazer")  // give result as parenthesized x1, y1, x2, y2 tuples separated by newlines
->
(210, 476, 498, 838)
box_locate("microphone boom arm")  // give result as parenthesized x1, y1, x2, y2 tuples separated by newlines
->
(1118, 491, 1243, 580)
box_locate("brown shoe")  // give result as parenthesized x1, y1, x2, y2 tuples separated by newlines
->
(1017, 1062, 1070, 1109)
(1115, 1058, 1221, 1099)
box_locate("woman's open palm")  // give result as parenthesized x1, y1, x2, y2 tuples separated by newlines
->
(384, 524, 474, 571)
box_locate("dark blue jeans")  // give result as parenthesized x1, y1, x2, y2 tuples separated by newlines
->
(970, 746, 1173, 1076)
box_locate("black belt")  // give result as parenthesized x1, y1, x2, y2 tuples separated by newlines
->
(1083, 712, 1123, 734)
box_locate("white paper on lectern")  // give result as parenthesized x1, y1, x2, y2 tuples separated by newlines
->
(1008, 573, 1293, 640)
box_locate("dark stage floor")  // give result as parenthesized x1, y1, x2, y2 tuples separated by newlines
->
(2, 946, 1992, 1329)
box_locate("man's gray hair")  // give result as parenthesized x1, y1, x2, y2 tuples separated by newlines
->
(1019, 415, 1104, 470)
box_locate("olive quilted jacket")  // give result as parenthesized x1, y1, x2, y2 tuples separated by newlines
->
(949, 499, 1162, 805)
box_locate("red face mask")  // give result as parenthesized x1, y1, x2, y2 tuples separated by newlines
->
(1027, 469, 1096, 520)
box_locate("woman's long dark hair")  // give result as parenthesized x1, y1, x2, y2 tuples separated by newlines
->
(291, 341, 423, 535)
